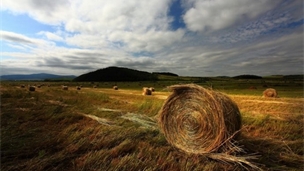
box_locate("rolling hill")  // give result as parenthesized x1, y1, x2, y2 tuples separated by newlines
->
(73, 66, 158, 82)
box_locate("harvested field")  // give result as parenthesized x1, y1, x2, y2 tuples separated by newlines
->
(1, 81, 303, 171)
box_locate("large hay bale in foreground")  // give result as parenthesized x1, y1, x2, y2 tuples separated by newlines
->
(263, 88, 278, 98)
(158, 84, 241, 154)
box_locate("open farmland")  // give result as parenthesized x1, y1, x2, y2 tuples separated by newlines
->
(1, 77, 303, 171)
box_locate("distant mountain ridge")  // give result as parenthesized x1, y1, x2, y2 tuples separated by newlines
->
(152, 72, 178, 77)
(0, 73, 76, 80)
(233, 75, 262, 79)
(73, 66, 158, 82)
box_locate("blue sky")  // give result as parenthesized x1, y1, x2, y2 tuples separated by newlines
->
(1, 0, 303, 76)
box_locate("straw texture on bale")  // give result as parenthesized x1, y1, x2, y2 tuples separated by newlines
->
(158, 84, 241, 154)
(263, 88, 278, 98)
(142, 87, 152, 95)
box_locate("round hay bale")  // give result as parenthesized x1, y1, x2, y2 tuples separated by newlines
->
(62, 86, 68, 90)
(158, 84, 241, 154)
(142, 87, 152, 95)
(20, 85, 25, 88)
(263, 88, 278, 98)
(113, 86, 118, 90)
(249, 86, 257, 90)
(29, 86, 35, 91)
(76, 86, 81, 90)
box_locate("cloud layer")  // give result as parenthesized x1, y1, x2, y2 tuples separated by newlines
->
(1, 0, 303, 76)
(183, 0, 278, 32)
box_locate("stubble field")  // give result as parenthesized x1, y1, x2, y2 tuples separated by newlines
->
(1, 78, 303, 171)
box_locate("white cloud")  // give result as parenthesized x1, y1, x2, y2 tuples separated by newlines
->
(65, 34, 109, 49)
(62, 0, 183, 52)
(183, 0, 280, 32)
(6, 44, 27, 51)
(1, 0, 303, 76)
(0, 30, 54, 49)
(1, 52, 34, 58)
(2, 0, 186, 52)
(1, 0, 168, 32)
(2, 0, 70, 25)
(108, 29, 185, 52)
(38, 31, 64, 42)
(78, 0, 171, 31)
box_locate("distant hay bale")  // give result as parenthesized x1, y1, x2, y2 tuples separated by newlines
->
(62, 86, 68, 90)
(113, 86, 118, 90)
(149, 87, 155, 92)
(20, 85, 25, 88)
(249, 86, 257, 90)
(76, 86, 81, 90)
(158, 84, 242, 154)
(142, 87, 152, 95)
(29, 86, 35, 91)
(263, 88, 278, 98)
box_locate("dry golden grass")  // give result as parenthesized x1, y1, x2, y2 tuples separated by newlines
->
(1, 82, 303, 171)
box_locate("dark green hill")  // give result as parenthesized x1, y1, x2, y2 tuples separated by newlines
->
(283, 75, 304, 80)
(233, 75, 262, 79)
(152, 72, 178, 77)
(73, 66, 158, 82)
